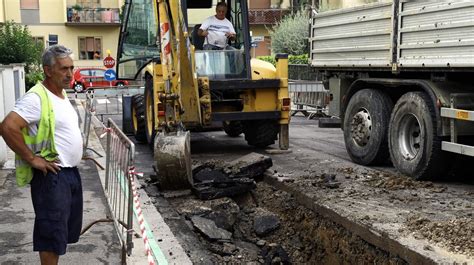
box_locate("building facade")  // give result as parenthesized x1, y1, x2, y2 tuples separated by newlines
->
(248, 0, 293, 57)
(1, 0, 123, 68)
(0, 0, 296, 66)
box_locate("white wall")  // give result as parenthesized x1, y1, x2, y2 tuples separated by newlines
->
(0, 65, 26, 167)
(0, 69, 5, 167)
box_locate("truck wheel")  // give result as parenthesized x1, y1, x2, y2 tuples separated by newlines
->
(343, 89, 393, 165)
(243, 120, 278, 148)
(223, 121, 243, 137)
(144, 76, 156, 144)
(388, 92, 450, 180)
(131, 94, 147, 143)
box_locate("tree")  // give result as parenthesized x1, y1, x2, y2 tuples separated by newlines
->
(0, 21, 44, 88)
(269, 9, 309, 55)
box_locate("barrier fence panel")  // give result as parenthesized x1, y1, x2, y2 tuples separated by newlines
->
(80, 98, 164, 264)
(83, 92, 95, 151)
(82, 86, 144, 121)
(104, 118, 135, 262)
(289, 80, 328, 118)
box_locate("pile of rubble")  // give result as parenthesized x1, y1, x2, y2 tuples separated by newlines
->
(191, 153, 272, 200)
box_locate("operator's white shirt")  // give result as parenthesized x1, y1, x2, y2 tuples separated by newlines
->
(13, 84, 83, 167)
(200, 16, 236, 48)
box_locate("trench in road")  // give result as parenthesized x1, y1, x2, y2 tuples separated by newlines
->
(83, 96, 471, 264)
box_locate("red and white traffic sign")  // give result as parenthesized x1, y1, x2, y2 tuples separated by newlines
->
(103, 56, 115, 69)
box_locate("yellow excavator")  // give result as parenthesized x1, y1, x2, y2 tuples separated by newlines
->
(117, 0, 290, 189)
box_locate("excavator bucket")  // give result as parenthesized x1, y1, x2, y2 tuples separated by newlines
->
(153, 130, 193, 189)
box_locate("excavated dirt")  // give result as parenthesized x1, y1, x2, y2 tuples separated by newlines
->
(404, 215, 474, 256)
(166, 181, 408, 264)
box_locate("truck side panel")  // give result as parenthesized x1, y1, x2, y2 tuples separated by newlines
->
(310, 1, 474, 70)
(310, 3, 393, 68)
(398, 1, 474, 68)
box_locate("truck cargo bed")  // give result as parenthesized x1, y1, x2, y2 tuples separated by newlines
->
(310, 1, 474, 71)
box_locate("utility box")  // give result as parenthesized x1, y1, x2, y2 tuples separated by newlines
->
(0, 64, 26, 167)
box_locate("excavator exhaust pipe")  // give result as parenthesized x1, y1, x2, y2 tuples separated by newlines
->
(153, 130, 193, 189)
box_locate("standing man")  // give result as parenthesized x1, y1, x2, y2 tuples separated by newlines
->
(0, 45, 83, 265)
(198, 2, 236, 50)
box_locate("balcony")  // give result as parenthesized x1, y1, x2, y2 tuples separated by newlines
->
(66, 8, 121, 26)
(248, 8, 293, 25)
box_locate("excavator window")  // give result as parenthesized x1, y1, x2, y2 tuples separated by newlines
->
(117, 0, 251, 80)
(117, 0, 160, 80)
(191, 0, 250, 79)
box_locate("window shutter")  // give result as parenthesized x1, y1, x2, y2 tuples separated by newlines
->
(20, 0, 39, 9)
(86, 37, 95, 52)
(95, 38, 102, 52)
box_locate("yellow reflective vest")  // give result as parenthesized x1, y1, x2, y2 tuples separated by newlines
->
(15, 83, 59, 187)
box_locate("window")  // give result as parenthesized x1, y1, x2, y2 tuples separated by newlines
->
(78, 37, 102, 60)
(80, 69, 105, 77)
(32, 36, 44, 44)
(20, 0, 39, 24)
(32, 36, 44, 47)
(48, 34, 58, 46)
(20, 0, 39, 9)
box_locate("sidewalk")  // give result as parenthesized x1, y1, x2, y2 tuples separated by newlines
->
(0, 153, 121, 264)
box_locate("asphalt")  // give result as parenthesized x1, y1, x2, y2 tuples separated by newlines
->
(0, 99, 191, 264)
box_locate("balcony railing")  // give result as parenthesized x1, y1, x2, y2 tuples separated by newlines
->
(66, 8, 121, 25)
(248, 8, 293, 25)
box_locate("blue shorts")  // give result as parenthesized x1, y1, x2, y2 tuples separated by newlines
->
(31, 167, 83, 255)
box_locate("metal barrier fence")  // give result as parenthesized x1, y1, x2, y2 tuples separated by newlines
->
(83, 93, 95, 152)
(75, 86, 144, 121)
(81, 94, 104, 169)
(289, 80, 328, 118)
(104, 118, 135, 263)
(80, 101, 162, 263)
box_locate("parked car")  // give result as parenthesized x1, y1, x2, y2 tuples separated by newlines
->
(70, 67, 128, 92)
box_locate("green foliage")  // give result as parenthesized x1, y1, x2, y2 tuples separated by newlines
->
(0, 21, 42, 66)
(269, 9, 309, 55)
(256, 54, 309, 66)
(256, 56, 276, 66)
(119, 3, 125, 22)
(289, 54, 309, 65)
(71, 4, 83, 11)
(25, 65, 44, 89)
(0, 21, 44, 90)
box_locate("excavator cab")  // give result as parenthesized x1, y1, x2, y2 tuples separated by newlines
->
(117, 0, 251, 81)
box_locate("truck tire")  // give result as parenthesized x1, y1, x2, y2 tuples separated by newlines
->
(243, 120, 278, 148)
(144, 76, 156, 144)
(131, 94, 147, 143)
(388, 92, 450, 180)
(223, 121, 243, 137)
(343, 89, 393, 165)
